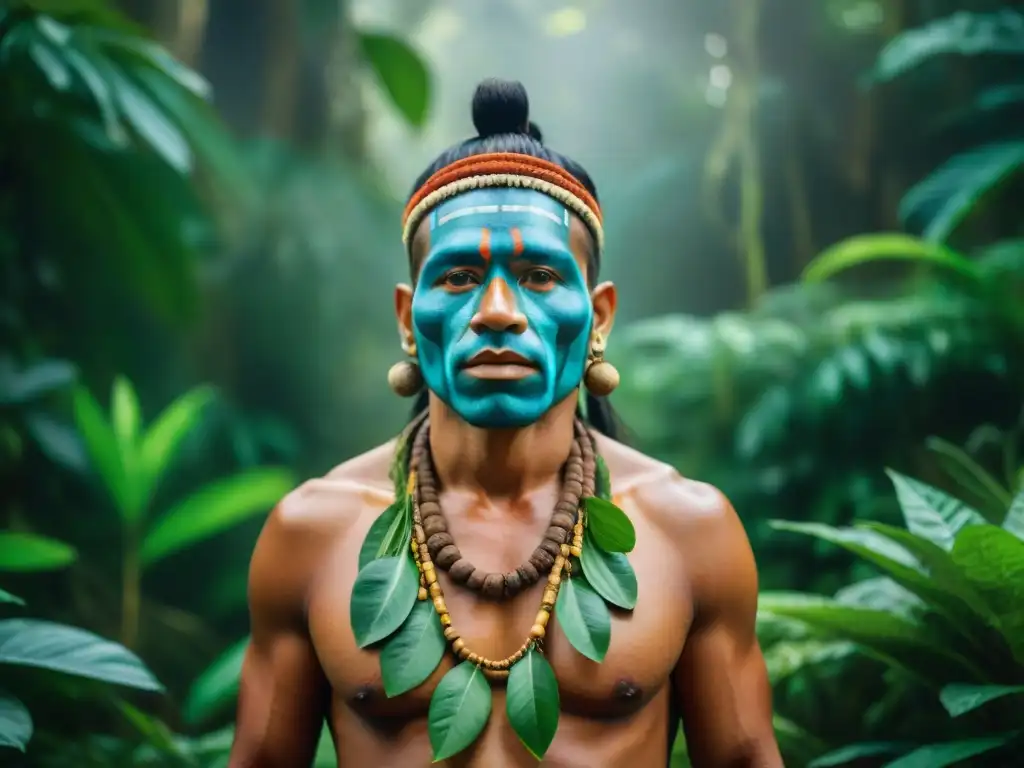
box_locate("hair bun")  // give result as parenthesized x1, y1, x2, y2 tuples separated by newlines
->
(471, 78, 532, 138)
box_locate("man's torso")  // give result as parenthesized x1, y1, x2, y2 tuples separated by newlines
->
(284, 432, 718, 767)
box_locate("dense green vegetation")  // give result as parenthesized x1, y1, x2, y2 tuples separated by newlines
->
(1, 0, 1022, 766)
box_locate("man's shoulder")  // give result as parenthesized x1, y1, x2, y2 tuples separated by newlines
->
(595, 433, 739, 540)
(268, 439, 398, 540)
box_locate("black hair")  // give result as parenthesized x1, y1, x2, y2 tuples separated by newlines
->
(405, 78, 623, 442)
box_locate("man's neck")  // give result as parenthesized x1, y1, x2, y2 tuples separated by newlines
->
(426, 393, 578, 498)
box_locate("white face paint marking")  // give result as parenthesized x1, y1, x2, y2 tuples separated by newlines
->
(435, 204, 565, 228)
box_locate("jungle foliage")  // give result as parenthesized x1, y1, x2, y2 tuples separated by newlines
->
(1, 0, 1023, 767)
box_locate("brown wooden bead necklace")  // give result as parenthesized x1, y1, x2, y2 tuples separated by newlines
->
(407, 416, 596, 601)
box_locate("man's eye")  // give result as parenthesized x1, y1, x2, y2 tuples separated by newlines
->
(521, 268, 559, 288)
(444, 270, 479, 288)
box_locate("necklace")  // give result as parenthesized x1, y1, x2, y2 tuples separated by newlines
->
(349, 415, 639, 762)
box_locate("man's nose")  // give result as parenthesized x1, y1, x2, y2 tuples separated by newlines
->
(470, 277, 528, 335)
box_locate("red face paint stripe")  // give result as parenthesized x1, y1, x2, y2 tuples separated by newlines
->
(479, 228, 491, 263)
(510, 227, 524, 256)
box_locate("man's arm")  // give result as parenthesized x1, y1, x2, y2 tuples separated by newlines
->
(673, 487, 782, 768)
(228, 487, 333, 768)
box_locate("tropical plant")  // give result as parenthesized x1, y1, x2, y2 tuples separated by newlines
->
(0, 533, 162, 757)
(759, 462, 1024, 767)
(71, 376, 294, 650)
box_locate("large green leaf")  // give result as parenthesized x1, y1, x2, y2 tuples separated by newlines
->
(110, 375, 140, 449)
(871, 11, 1024, 84)
(1004, 488, 1024, 540)
(899, 140, 1024, 242)
(860, 522, 997, 627)
(140, 467, 294, 566)
(950, 525, 1024, 663)
(349, 555, 419, 648)
(137, 385, 215, 510)
(0, 532, 76, 572)
(579, 532, 637, 610)
(0, 691, 31, 752)
(380, 599, 445, 698)
(762, 638, 855, 683)
(427, 662, 491, 761)
(757, 592, 981, 681)
(555, 575, 611, 662)
(183, 636, 248, 725)
(506, 648, 559, 760)
(357, 31, 431, 128)
(885, 470, 984, 550)
(73, 385, 127, 514)
(882, 735, 1014, 768)
(939, 683, 1024, 717)
(809, 743, 913, 768)
(584, 497, 636, 553)
(801, 233, 978, 284)
(0, 619, 162, 690)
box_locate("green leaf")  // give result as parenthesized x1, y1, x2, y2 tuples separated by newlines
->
(0, 618, 162, 691)
(427, 662, 492, 762)
(950, 525, 1024, 663)
(357, 31, 431, 128)
(882, 736, 1013, 768)
(0, 532, 77, 573)
(801, 233, 978, 284)
(110, 375, 141, 448)
(885, 470, 984, 550)
(926, 437, 1011, 519)
(138, 385, 215, 508)
(770, 520, 989, 627)
(380, 599, 446, 698)
(579, 532, 637, 610)
(0, 589, 24, 606)
(506, 648, 559, 760)
(556, 575, 611, 662)
(378, 496, 412, 561)
(0, 691, 31, 751)
(808, 742, 911, 768)
(757, 592, 980, 680)
(0, 358, 76, 406)
(349, 555, 419, 648)
(872, 11, 1024, 82)
(73, 385, 127, 515)
(182, 636, 248, 725)
(899, 140, 1024, 242)
(140, 467, 294, 566)
(358, 502, 400, 571)
(763, 638, 855, 683)
(939, 683, 1024, 718)
(853, 522, 997, 640)
(583, 497, 636, 553)
(1004, 488, 1024, 540)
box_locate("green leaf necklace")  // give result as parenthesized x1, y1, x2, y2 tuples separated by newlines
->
(349, 415, 637, 762)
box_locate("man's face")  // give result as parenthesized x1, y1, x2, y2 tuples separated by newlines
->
(409, 187, 594, 428)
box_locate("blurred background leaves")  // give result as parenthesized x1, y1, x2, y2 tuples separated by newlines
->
(0, 0, 1022, 766)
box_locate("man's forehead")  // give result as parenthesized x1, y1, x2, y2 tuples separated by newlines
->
(429, 188, 570, 236)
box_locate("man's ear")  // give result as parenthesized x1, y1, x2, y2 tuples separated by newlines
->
(394, 283, 415, 349)
(590, 281, 617, 341)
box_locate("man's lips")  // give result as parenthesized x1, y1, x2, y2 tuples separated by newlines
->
(461, 349, 538, 380)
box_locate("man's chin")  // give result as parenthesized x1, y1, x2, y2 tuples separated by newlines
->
(453, 394, 552, 430)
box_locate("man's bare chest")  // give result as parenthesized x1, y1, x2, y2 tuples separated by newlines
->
(305, 498, 691, 722)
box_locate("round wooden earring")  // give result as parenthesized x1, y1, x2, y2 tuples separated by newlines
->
(388, 339, 424, 397)
(583, 334, 619, 396)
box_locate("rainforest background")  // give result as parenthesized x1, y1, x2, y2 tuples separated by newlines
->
(2, 0, 1023, 766)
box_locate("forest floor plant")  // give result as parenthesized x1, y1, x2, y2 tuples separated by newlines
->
(760, 464, 1024, 766)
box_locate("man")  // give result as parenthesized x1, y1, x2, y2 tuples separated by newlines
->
(228, 79, 782, 768)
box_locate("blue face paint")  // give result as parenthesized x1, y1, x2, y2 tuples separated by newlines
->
(411, 187, 593, 428)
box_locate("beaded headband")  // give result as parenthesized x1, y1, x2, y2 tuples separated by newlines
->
(401, 152, 604, 252)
